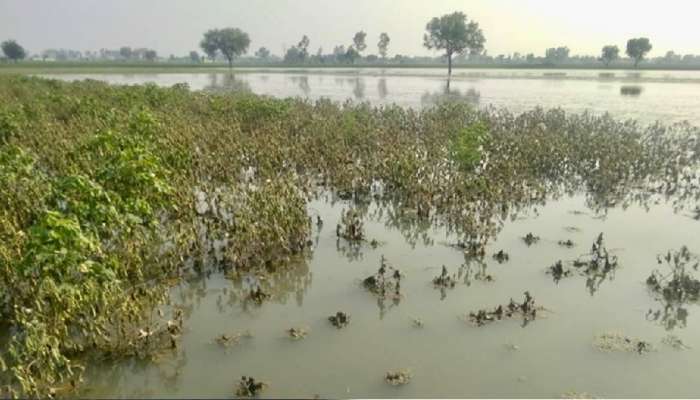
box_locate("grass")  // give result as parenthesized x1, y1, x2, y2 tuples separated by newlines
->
(0, 75, 697, 397)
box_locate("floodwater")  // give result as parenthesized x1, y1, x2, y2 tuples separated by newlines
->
(35, 68, 700, 397)
(42, 68, 700, 126)
(80, 191, 700, 398)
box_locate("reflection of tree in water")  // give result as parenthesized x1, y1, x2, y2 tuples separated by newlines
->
(646, 303, 689, 331)
(351, 77, 365, 99)
(204, 73, 252, 93)
(376, 291, 401, 320)
(620, 85, 643, 96)
(336, 238, 363, 262)
(226, 256, 313, 312)
(458, 256, 493, 287)
(290, 75, 311, 96)
(377, 78, 388, 100)
(80, 327, 189, 397)
(421, 85, 480, 108)
(168, 255, 312, 318)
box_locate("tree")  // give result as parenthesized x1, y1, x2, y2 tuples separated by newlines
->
(545, 46, 570, 64)
(353, 31, 367, 55)
(189, 50, 201, 63)
(664, 50, 681, 64)
(423, 12, 485, 79)
(255, 47, 270, 60)
(144, 50, 157, 61)
(626, 37, 652, 67)
(378, 32, 390, 59)
(298, 35, 310, 61)
(119, 46, 133, 60)
(200, 30, 219, 61)
(600, 45, 619, 67)
(284, 46, 302, 63)
(200, 28, 251, 68)
(333, 45, 346, 63)
(345, 46, 360, 64)
(1, 40, 27, 62)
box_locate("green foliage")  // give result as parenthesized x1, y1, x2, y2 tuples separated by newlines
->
(0, 108, 23, 143)
(0, 76, 697, 397)
(199, 27, 251, 67)
(424, 12, 485, 74)
(451, 122, 490, 171)
(378, 33, 390, 59)
(1, 40, 26, 62)
(626, 38, 653, 67)
(600, 45, 620, 66)
(353, 31, 367, 54)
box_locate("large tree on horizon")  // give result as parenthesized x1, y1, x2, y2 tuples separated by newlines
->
(600, 45, 620, 67)
(200, 28, 251, 68)
(626, 38, 652, 68)
(378, 32, 390, 59)
(2, 40, 27, 62)
(423, 12, 485, 80)
(352, 31, 367, 57)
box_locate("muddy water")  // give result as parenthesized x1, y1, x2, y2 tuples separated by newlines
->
(41, 68, 700, 126)
(80, 192, 700, 398)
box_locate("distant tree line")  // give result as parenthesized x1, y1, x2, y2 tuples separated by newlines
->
(3, 23, 700, 71)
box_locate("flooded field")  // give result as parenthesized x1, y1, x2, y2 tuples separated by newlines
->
(2, 75, 699, 399)
(42, 68, 700, 126)
(80, 192, 700, 398)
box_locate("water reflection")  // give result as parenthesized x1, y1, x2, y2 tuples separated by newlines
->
(645, 247, 700, 330)
(205, 73, 252, 93)
(336, 238, 364, 262)
(229, 257, 312, 310)
(620, 85, 644, 96)
(290, 75, 311, 96)
(421, 85, 481, 108)
(377, 78, 388, 100)
(647, 303, 689, 331)
(82, 351, 188, 398)
(458, 257, 494, 287)
(352, 77, 365, 100)
(376, 292, 401, 320)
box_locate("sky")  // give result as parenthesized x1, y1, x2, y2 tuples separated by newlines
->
(1, 0, 699, 58)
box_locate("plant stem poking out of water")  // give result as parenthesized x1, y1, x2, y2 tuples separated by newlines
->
(647, 246, 700, 303)
(546, 233, 620, 294)
(433, 265, 457, 289)
(363, 255, 403, 300)
(593, 332, 653, 354)
(235, 376, 267, 397)
(328, 311, 350, 328)
(522, 233, 540, 246)
(466, 292, 544, 327)
(286, 327, 309, 340)
(385, 369, 412, 386)
(492, 249, 510, 263)
(337, 207, 365, 241)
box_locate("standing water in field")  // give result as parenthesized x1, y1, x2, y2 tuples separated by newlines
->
(80, 191, 700, 398)
(1, 77, 699, 399)
(42, 68, 700, 126)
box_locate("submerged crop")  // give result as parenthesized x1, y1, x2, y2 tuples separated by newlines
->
(0, 75, 699, 397)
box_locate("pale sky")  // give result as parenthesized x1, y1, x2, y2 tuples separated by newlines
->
(1, 0, 699, 58)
